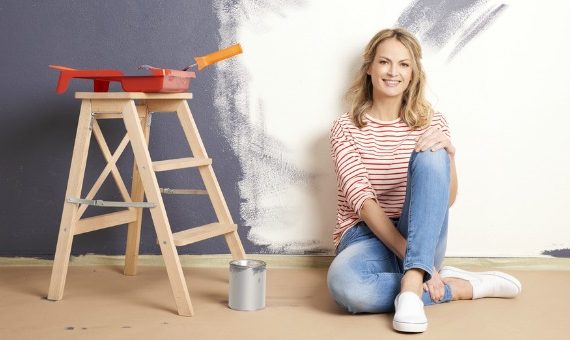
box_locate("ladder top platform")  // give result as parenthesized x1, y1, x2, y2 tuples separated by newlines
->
(75, 92, 193, 100)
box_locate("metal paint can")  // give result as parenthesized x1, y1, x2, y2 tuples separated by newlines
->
(228, 259, 266, 311)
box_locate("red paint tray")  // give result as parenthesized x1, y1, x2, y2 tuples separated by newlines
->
(50, 44, 243, 94)
(49, 65, 196, 94)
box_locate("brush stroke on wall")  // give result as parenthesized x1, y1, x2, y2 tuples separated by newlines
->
(396, 0, 508, 61)
(214, 0, 570, 256)
(542, 249, 570, 258)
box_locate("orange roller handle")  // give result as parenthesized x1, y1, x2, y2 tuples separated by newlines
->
(194, 44, 243, 70)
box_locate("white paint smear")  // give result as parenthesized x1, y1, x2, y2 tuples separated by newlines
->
(214, 0, 570, 256)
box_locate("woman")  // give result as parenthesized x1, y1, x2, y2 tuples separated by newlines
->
(327, 28, 521, 333)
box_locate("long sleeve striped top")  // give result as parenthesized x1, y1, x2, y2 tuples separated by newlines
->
(330, 112, 450, 247)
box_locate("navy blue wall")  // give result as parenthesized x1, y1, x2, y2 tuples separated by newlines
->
(0, 0, 260, 256)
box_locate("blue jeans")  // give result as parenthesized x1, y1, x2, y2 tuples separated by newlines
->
(327, 150, 452, 313)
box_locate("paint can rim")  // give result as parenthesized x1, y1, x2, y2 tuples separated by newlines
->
(229, 259, 267, 269)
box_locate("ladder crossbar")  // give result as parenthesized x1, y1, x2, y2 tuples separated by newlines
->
(172, 223, 236, 246)
(68, 197, 155, 208)
(160, 188, 208, 195)
(152, 157, 212, 172)
(74, 210, 138, 235)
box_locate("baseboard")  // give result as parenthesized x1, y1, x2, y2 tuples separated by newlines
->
(0, 255, 331, 268)
(441, 257, 570, 271)
(1, 255, 570, 270)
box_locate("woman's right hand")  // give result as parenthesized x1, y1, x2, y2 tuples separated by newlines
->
(415, 126, 455, 156)
(423, 268, 446, 302)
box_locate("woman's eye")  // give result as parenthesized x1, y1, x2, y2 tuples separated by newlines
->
(401, 63, 410, 67)
(379, 60, 388, 64)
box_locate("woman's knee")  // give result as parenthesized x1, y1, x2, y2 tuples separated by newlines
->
(327, 258, 352, 308)
(328, 274, 388, 313)
(327, 264, 394, 314)
(327, 239, 399, 313)
(327, 260, 367, 313)
(411, 149, 450, 176)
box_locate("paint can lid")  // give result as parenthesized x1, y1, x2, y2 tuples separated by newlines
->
(229, 259, 267, 270)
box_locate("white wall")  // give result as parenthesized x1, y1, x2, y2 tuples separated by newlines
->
(214, 0, 570, 256)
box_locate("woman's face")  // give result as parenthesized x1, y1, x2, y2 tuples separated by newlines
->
(367, 38, 413, 100)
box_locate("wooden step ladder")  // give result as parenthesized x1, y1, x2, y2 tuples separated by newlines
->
(47, 92, 246, 316)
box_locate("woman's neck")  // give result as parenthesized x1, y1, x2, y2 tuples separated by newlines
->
(369, 94, 402, 121)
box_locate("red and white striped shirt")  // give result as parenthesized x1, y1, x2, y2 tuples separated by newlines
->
(330, 112, 450, 247)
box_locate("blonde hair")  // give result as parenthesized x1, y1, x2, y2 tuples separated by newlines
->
(346, 28, 432, 129)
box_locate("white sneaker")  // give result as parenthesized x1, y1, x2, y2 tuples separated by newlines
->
(439, 266, 522, 299)
(393, 292, 428, 333)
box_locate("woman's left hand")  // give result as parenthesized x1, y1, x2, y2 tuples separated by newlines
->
(424, 269, 446, 302)
(415, 126, 456, 156)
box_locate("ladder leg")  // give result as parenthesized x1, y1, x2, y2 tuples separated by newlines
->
(124, 105, 151, 276)
(122, 100, 194, 316)
(224, 231, 246, 260)
(176, 101, 246, 259)
(48, 100, 94, 300)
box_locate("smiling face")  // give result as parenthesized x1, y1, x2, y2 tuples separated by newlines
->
(367, 37, 413, 101)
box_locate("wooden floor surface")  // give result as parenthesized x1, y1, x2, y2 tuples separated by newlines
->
(0, 265, 568, 339)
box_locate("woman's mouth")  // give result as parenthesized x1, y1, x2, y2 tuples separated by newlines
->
(383, 79, 401, 87)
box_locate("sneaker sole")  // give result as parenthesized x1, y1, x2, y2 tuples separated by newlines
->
(393, 320, 428, 333)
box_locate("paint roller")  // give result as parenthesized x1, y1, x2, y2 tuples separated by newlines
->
(139, 44, 243, 72)
(183, 43, 243, 71)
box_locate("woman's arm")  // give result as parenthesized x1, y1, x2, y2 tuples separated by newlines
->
(359, 198, 407, 260)
(330, 119, 377, 219)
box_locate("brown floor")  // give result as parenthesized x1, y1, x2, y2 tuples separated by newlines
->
(0, 265, 568, 339)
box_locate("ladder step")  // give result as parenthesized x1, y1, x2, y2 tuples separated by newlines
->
(172, 223, 236, 246)
(152, 157, 212, 172)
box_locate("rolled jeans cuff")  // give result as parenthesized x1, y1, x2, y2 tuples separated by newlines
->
(403, 262, 434, 282)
